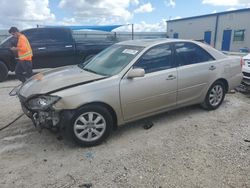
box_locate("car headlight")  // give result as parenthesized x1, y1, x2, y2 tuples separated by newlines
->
(27, 95, 61, 110)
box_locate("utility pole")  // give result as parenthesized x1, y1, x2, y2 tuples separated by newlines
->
(132, 24, 134, 40)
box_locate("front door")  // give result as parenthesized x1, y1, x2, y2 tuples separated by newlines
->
(120, 44, 177, 121)
(221, 30, 232, 51)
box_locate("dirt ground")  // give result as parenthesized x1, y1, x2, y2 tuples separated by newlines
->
(0, 76, 250, 188)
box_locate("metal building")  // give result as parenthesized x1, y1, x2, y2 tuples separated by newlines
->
(167, 8, 250, 52)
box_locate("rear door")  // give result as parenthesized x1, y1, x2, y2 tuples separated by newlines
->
(120, 44, 177, 120)
(174, 42, 217, 105)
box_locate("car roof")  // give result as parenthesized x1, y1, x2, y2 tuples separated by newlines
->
(117, 38, 227, 60)
(117, 38, 196, 47)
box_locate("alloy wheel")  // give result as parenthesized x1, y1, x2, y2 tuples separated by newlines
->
(209, 85, 223, 107)
(73, 111, 106, 142)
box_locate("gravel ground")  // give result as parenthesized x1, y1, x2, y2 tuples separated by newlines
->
(0, 77, 250, 188)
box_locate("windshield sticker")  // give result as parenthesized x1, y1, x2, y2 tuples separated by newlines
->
(122, 49, 138, 55)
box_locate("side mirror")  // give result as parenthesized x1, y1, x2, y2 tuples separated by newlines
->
(127, 68, 145, 79)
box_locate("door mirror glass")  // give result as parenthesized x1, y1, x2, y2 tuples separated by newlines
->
(127, 68, 145, 79)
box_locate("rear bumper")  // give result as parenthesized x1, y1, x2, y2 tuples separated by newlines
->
(228, 72, 243, 91)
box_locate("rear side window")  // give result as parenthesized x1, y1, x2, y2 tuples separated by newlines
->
(134, 44, 173, 73)
(45, 29, 72, 43)
(174, 42, 214, 66)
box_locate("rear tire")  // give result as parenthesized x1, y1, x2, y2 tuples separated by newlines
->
(201, 81, 226, 110)
(0, 61, 8, 82)
(70, 105, 113, 147)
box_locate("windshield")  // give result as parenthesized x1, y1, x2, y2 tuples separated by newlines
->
(79, 44, 144, 76)
(0, 36, 17, 48)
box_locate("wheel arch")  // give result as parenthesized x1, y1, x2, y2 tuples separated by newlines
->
(77, 102, 118, 130)
(0, 59, 9, 70)
(213, 78, 229, 93)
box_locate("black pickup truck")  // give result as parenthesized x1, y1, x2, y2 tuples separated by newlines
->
(0, 27, 115, 81)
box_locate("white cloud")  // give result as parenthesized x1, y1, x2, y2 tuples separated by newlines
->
(0, 0, 55, 29)
(227, 7, 237, 11)
(202, 0, 250, 6)
(134, 3, 154, 13)
(165, 0, 176, 8)
(131, 0, 140, 5)
(114, 19, 167, 32)
(59, 0, 137, 24)
(172, 16, 182, 20)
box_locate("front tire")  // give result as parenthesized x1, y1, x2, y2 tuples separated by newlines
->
(201, 81, 226, 110)
(0, 61, 8, 82)
(70, 105, 113, 147)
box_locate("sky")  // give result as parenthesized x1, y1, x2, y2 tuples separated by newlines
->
(0, 0, 250, 32)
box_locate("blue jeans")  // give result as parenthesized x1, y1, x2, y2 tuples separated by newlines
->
(15, 60, 33, 83)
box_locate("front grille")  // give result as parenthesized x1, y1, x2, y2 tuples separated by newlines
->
(244, 60, 250, 67)
(243, 71, 250, 77)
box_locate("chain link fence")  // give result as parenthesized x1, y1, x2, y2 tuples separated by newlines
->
(0, 30, 167, 43)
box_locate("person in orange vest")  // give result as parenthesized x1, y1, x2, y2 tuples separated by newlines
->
(9, 27, 33, 83)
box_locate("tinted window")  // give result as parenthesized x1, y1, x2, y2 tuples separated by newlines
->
(45, 29, 72, 43)
(22, 29, 47, 43)
(134, 44, 173, 73)
(22, 28, 72, 43)
(0, 36, 17, 47)
(174, 42, 214, 66)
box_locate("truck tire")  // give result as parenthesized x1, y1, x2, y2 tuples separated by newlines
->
(0, 61, 8, 82)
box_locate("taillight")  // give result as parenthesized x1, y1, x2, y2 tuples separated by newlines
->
(241, 58, 245, 68)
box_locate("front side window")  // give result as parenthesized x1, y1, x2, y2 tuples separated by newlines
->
(79, 44, 144, 76)
(22, 29, 47, 43)
(174, 42, 214, 66)
(134, 44, 173, 73)
(233, 30, 245, 41)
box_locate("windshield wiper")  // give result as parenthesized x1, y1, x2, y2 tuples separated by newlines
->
(83, 67, 110, 76)
(82, 68, 99, 74)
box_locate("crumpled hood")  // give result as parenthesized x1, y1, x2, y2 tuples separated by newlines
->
(19, 65, 105, 97)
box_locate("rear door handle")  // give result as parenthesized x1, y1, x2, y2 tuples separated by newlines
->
(209, 65, 216, 70)
(38, 47, 46, 50)
(166, 75, 176, 80)
(65, 45, 73, 48)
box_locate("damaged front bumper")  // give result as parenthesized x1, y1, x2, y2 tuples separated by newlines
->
(20, 100, 74, 132)
(21, 102, 60, 130)
(18, 93, 75, 132)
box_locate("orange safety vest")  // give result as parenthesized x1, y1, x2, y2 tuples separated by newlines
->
(17, 34, 33, 61)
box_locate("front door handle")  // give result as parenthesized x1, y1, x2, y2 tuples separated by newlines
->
(65, 45, 73, 48)
(166, 75, 176, 80)
(209, 65, 216, 70)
